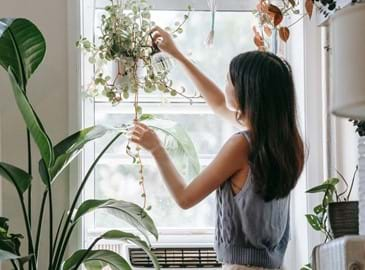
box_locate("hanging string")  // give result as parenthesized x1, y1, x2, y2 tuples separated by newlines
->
(205, 0, 216, 48)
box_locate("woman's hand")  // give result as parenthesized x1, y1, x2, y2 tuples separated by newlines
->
(150, 26, 182, 59)
(129, 121, 163, 154)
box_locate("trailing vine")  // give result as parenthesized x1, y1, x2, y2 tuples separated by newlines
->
(77, 0, 196, 210)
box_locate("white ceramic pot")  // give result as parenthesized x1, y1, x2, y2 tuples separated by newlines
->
(331, 3, 365, 120)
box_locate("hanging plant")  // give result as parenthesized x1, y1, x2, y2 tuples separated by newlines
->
(252, 0, 337, 51)
(77, 0, 200, 211)
(77, 0, 193, 107)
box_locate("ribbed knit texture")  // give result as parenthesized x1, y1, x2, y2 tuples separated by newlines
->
(214, 131, 290, 269)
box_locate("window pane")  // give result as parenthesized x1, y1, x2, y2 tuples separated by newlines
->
(95, 110, 236, 156)
(94, 10, 256, 101)
(94, 162, 215, 228)
(90, 9, 255, 230)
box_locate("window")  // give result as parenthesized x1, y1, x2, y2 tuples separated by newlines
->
(78, 1, 311, 269)
(82, 0, 256, 238)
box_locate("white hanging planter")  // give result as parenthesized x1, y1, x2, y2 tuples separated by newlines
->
(331, 3, 365, 120)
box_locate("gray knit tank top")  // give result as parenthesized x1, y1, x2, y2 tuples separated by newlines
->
(214, 131, 290, 269)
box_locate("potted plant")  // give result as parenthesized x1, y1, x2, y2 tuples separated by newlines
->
(301, 168, 359, 270)
(0, 15, 199, 270)
(77, 0, 193, 106)
(252, 0, 338, 51)
(306, 168, 359, 240)
(77, 0, 199, 208)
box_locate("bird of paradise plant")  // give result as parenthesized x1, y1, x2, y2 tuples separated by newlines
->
(0, 16, 200, 270)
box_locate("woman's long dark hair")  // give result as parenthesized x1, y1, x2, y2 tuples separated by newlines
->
(229, 51, 304, 201)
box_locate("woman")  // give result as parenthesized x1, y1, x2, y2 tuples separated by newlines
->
(129, 26, 304, 270)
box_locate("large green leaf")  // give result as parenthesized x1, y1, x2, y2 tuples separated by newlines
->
(73, 199, 158, 242)
(0, 249, 20, 261)
(142, 117, 200, 179)
(305, 214, 322, 231)
(63, 249, 131, 270)
(306, 178, 339, 193)
(0, 162, 32, 193)
(99, 230, 160, 269)
(39, 126, 108, 185)
(8, 68, 54, 167)
(0, 217, 22, 261)
(0, 18, 46, 88)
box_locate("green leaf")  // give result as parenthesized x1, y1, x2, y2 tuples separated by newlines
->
(0, 162, 32, 193)
(8, 68, 54, 167)
(39, 126, 108, 185)
(0, 18, 46, 89)
(73, 199, 158, 242)
(98, 230, 160, 269)
(139, 114, 154, 121)
(301, 263, 312, 270)
(314, 204, 325, 214)
(306, 178, 339, 193)
(142, 118, 200, 179)
(0, 217, 23, 261)
(63, 249, 132, 270)
(0, 249, 20, 261)
(305, 214, 322, 231)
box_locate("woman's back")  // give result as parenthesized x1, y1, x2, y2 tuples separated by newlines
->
(214, 131, 290, 269)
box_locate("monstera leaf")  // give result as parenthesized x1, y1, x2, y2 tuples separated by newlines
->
(0, 18, 46, 88)
(73, 199, 158, 243)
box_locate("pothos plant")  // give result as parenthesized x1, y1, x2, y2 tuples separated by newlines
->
(252, 0, 337, 51)
(301, 167, 358, 270)
(0, 15, 200, 270)
(77, 0, 200, 210)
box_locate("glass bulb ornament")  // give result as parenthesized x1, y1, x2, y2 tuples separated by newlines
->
(151, 51, 174, 73)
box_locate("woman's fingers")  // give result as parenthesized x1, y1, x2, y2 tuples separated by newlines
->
(136, 121, 149, 129)
(150, 25, 165, 35)
(151, 31, 162, 41)
(130, 135, 141, 144)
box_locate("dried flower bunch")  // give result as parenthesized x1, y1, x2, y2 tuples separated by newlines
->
(77, 0, 192, 108)
(252, 0, 337, 51)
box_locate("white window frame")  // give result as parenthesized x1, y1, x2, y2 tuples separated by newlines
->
(78, 0, 254, 244)
(67, 0, 327, 268)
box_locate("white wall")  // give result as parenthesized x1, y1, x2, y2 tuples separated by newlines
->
(333, 118, 359, 200)
(0, 0, 69, 269)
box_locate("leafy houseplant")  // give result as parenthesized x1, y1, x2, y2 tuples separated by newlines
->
(77, 0, 199, 209)
(0, 17, 200, 270)
(302, 168, 359, 269)
(77, 0, 193, 106)
(252, 0, 337, 51)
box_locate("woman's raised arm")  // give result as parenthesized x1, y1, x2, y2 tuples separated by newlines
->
(150, 26, 239, 127)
